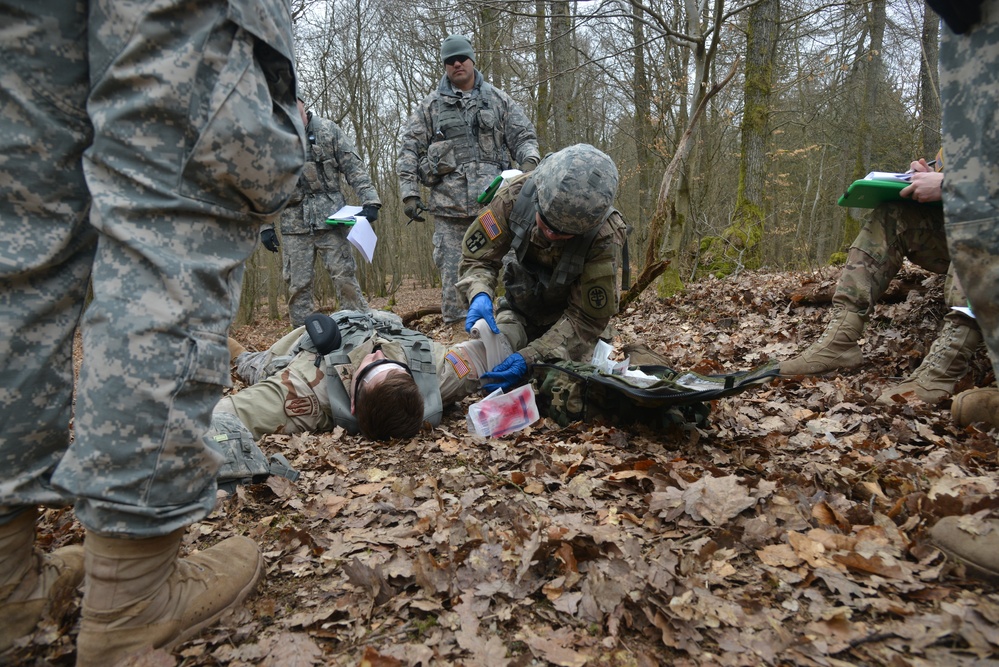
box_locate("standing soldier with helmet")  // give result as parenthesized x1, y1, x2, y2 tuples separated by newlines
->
(263, 98, 381, 326)
(397, 34, 540, 336)
(456, 143, 628, 392)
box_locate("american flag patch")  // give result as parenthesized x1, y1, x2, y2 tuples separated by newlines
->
(478, 210, 501, 240)
(445, 350, 471, 378)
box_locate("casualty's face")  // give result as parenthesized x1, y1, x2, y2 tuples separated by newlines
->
(349, 349, 410, 413)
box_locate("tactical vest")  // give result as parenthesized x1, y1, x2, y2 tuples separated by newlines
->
(305, 312, 443, 434)
(503, 178, 602, 319)
(433, 83, 510, 170)
(299, 117, 341, 197)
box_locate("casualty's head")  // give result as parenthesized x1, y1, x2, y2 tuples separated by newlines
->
(441, 34, 476, 91)
(532, 144, 619, 241)
(350, 349, 424, 439)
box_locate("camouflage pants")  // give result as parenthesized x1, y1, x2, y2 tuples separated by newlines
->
(834, 201, 967, 318)
(283, 228, 368, 326)
(941, 1, 999, 378)
(434, 216, 473, 324)
(0, 0, 302, 535)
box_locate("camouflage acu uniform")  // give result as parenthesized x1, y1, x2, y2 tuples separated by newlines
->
(457, 172, 628, 364)
(0, 0, 304, 536)
(835, 198, 970, 320)
(940, 0, 999, 378)
(397, 71, 540, 323)
(218, 311, 495, 439)
(267, 114, 380, 325)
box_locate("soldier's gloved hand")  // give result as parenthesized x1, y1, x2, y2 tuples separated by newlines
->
(260, 228, 280, 253)
(466, 292, 499, 333)
(360, 204, 380, 223)
(520, 157, 540, 173)
(481, 353, 528, 393)
(403, 196, 426, 222)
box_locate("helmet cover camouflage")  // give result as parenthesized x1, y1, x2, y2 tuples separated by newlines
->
(533, 144, 619, 235)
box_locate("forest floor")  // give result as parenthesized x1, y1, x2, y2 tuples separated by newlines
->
(13, 264, 999, 667)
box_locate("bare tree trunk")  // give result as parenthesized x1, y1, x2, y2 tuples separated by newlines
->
(535, 0, 550, 152)
(843, 0, 885, 249)
(712, 0, 780, 274)
(550, 0, 573, 148)
(919, 6, 941, 158)
(631, 2, 653, 250)
(627, 57, 740, 308)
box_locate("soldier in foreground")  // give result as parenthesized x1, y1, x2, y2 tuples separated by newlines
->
(0, 0, 304, 663)
(263, 98, 381, 325)
(397, 34, 540, 335)
(927, 0, 999, 583)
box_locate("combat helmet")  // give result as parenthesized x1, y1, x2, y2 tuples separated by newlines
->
(533, 144, 619, 235)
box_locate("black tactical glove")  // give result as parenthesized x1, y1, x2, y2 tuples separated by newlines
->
(926, 0, 984, 34)
(260, 228, 280, 253)
(360, 204, 380, 223)
(403, 196, 426, 222)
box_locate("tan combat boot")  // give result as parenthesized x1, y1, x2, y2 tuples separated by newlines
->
(76, 529, 263, 667)
(227, 337, 247, 364)
(951, 386, 999, 429)
(0, 508, 84, 653)
(780, 309, 865, 376)
(931, 515, 999, 583)
(877, 318, 982, 405)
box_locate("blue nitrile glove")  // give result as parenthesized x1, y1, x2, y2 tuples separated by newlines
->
(260, 228, 280, 253)
(481, 352, 528, 393)
(466, 292, 499, 333)
(360, 204, 379, 223)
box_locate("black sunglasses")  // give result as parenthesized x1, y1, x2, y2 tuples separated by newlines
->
(444, 55, 470, 66)
(534, 194, 572, 237)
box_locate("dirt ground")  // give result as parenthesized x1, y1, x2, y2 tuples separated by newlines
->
(12, 265, 999, 667)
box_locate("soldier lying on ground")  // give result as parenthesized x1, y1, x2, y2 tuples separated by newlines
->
(218, 310, 513, 441)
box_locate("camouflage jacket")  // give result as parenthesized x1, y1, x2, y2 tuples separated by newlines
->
(272, 114, 380, 235)
(456, 174, 627, 364)
(396, 71, 540, 218)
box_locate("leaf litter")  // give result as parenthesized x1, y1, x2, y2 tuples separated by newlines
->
(13, 263, 999, 666)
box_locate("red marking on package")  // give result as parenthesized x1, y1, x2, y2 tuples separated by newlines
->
(445, 350, 471, 378)
(478, 210, 501, 240)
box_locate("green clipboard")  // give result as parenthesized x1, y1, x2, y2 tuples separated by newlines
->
(324, 217, 357, 226)
(837, 179, 908, 208)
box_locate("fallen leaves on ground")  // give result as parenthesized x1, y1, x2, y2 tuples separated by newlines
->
(15, 264, 998, 666)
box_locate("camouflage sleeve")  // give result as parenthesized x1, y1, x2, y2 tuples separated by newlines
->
(330, 123, 380, 206)
(519, 212, 627, 364)
(499, 93, 540, 168)
(456, 193, 516, 302)
(396, 95, 436, 201)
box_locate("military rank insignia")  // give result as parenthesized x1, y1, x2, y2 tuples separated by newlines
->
(478, 210, 502, 240)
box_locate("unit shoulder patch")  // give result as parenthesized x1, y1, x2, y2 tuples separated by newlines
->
(466, 229, 488, 255)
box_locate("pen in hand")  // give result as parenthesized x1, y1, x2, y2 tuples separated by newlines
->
(906, 159, 938, 174)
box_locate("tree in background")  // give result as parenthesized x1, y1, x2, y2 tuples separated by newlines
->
(237, 0, 940, 323)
